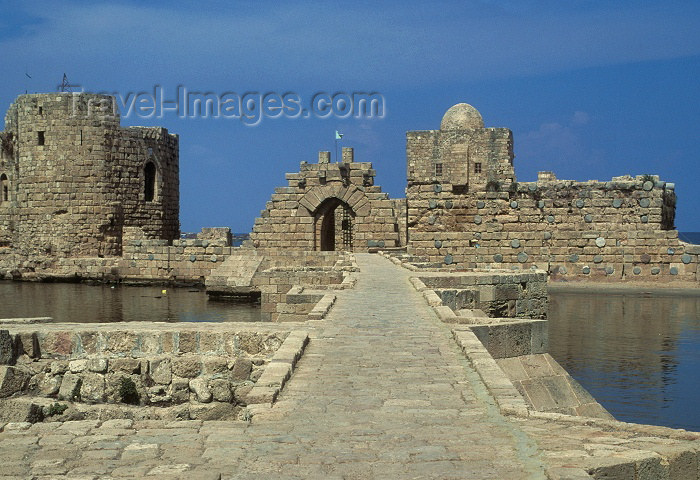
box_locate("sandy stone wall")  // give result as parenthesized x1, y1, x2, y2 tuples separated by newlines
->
(251, 148, 402, 252)
(406, 104, 698, 283)
(0, 324, 291, 420)
(0, 93, 178, 260)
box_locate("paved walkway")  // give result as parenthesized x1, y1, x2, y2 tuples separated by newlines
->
(0, 254, 547, 479)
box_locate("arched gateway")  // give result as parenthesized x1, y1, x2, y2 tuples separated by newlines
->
(315, 198, 354, 251)
(251, 148, 404, 252)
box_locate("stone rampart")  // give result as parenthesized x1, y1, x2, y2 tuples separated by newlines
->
(405, 103, 699, 284)
(407, 175, 695, 282)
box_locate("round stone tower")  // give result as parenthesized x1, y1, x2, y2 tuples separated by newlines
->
(0, 93, 179, 258)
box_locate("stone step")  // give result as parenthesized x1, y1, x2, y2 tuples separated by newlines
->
(205, 254, 264, 290)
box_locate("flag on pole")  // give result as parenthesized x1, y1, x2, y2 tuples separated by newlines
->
(335, 130, 343, 140)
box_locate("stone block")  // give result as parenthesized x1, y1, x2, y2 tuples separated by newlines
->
(189, 378, 212, 403)
(109, 358, 141, 374)
(0, 330, 15, 365)
(105, 331, 137, 354)
(172, 356, 201, 378)
(203, 357, 228, 375)
(50, 361, 68, 375)
(149, 357, 172, 384)
(189, 402, 238, 420)
(68, 359, 88, 373)
(88, 357, 108, 373)
(38, 373, 61, 396)
(147, 384, 171, 404)
(171, 376, 190, 404)
(244, 386, 278, 405)
(15, 333, 39, 359)
(209, 379, 233, 403)
(57, 372, 82, 401)
(0, 366, 29, 398)
(80, 372, 105, 403)
(38, 331, 72, 357)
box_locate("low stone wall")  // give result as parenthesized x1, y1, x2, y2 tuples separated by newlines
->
(256, 269, 346, 321)
(0, 323, 307, 422)
(415, 270, 548, 320)
(399, 256, 550, 360)
(0, 227, 240, 285)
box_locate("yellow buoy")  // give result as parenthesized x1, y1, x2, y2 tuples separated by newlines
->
(161, 289, 167, 295)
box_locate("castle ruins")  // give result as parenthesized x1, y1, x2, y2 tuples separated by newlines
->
(0, 94, 698, 285)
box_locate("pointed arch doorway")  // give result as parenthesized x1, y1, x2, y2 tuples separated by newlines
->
(314, 198, 354, 251)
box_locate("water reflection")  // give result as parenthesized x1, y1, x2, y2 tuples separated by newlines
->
(0, 281, 260, 323)
(548, 287, 700, 431)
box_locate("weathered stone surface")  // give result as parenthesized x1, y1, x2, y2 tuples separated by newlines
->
(209, 379, 233, 403)
(202, 357, 228, 375)
(189, 378, 212, 403)
(38, 373, 61, 396)
(188, 402, 237, 420)
(79, 373, 105, 403)
(57, 372, 82, 401)
(172, 357, 201, 378)
(149, 357, 172, 384)
(109, 358, 141, 374)
(233, 382, 254, 404)
(87, 358, 108, 373)
(0, 366, 29, 398)
(0, 330, 15, 365)
(0, 399, 44, 423)
(68, 359, 88, 373)
(230, 358, 252, 381)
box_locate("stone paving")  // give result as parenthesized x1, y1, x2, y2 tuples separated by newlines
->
(0, 253, 550, 479)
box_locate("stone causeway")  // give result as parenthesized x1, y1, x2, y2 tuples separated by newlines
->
(1, 254, 699, 479)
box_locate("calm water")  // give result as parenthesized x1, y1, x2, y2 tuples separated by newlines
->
(0, 281, 260, 323)
(549, 287, 700, 431)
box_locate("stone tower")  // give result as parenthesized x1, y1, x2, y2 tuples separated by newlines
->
(0, 93, 179, 258)
(407, 103, 515, 191)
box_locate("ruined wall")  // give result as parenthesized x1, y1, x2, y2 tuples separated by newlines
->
(0, 93, 178, 260)
(109, 126, 179, 242)
(406, 104, 698, 282)
(251, 148, 402, 252)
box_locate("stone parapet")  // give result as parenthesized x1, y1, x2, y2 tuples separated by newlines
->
(0, 322, 302, 421)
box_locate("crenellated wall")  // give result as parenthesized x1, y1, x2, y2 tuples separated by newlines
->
(251, 148, 402, 252)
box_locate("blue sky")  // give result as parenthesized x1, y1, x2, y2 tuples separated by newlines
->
(1, 0, 699, 232)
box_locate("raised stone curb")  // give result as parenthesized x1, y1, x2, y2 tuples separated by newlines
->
(452, 328, 530, 417)
(0, 317, 53, 325)
(244, 331, 309, 408)
(307, 294, 336, 320)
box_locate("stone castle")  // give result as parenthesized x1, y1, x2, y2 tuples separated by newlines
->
(4, 94, 700, 478)
(0, 93, 179, 260)
(252, 103, 697, 283)
(0, 93, 698, 284)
